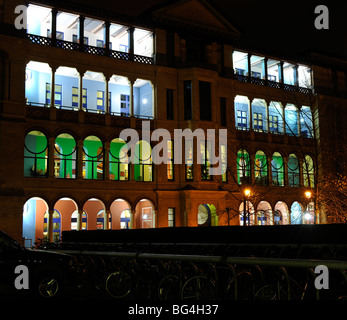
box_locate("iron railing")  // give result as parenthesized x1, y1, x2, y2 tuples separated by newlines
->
(27, 34, 154, 65)
(55, 242, 347, 300)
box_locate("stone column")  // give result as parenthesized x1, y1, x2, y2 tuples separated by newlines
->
(104, 209, 111, 230)
(104, 141, 110, 180)
(49, 65, 57, 108)
(128, 26, 134, 61)
(48, 137, 55, 178)
(299, 158, 304, 187)
(130, 210, 136, 229)
(51, 8, 57, 45)
(152, 209, 157, 228)
(283, 156, 289, 187)
(128, 77, 136, 117)
(77, 139, 84, 179)
(77, 208, 83, 231)
(78, 15, 85, 51)
(267, 156, 272, 186)
(247, 53, 252, 77)
(47, 209, 54, 242)
(104, 21, 110, 56)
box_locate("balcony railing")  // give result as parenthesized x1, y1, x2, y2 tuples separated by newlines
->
(233, 74, 313, 94)
(27, 34, 154, 65)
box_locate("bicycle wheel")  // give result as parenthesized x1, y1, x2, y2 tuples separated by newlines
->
(181, 275, 216, 300)
(106, 271, 132, 299)
(255, 284, 278, 300)
(158, 274, 182, 300)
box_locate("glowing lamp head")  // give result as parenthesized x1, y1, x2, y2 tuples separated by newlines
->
(305, 191, 312, 199)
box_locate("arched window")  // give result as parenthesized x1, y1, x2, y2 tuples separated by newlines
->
(271, 152, 284, 186)
(24, 130, 48, 177)
(300, 106, 313, 138)
(255, 150, 268, 186)
(71, 210, 87, 230)
(239, 201, 255, 226)
(291, 202, 303, 225)
(134, 140, 152, 181)
(43, 209, 61, 242)
(269, 101, 284, 134)
(109, 138, 129, 180)
(234, 95, 249, 130)
(303, 155, 315, 187)
(120, 209, 131, 229)
(285, 104, 299, 136)
(257, 201, 272, 226)
(197, 204, 217, 227)
(83, 136, 103, 179)
(288, 154, 300, 187)
(252, 98, 267, 132)
(97, 210, 111, 230)
(54, 133, 77, 178)
(274, 201, 289, 225)
(274, 210, 282, 225)
(237, 149, 251, 185)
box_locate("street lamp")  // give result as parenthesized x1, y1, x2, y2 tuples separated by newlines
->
(244, 188, 251, 197)
(304, 190, 315, 224)
(305, 191, 312, 199)
(243, 188, 251, 226)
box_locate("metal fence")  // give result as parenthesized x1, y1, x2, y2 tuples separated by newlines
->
(57, 242, 347, 300)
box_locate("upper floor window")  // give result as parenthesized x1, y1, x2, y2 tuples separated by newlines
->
(134, 28, 153, 58)
(134, 140, 153, 182)
(288, 154, 300, 187)
(271, 152, 284, 186)
(167, 140, 174, 180)
(46, 83, 62, 107)
(255, 150, 268, 186)
(54, 133, 77, 179)
(109, 138, 129, 181)
(237, 149, 251, 185)
(83, 135, 104, 180)
(237, 111, 247, 129)
(27, 4, 154, 64)
(24, 130, 48, 177)
(235, 95, 249, 130)
(27, 4, 51, 38)
(185, 140, 193, 180)
(200, 141, 212, 180)
(303, 155, 315, 188)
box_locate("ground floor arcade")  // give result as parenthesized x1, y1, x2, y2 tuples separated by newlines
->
(21, 192, 315, 247)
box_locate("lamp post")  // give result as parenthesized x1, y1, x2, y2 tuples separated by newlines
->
(243, 188, 251, 226)
(304, 190, 315, 224)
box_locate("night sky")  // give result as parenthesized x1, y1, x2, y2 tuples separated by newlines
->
(76, 0, 346, 58)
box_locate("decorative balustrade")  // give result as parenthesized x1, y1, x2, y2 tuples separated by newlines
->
(232, 73, 312, 94)
(27, 34, 154, 65)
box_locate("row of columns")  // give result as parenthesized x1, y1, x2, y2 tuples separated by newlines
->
(243, 153, 310, 187)
(50, 8, 136, 57)
(235, 96, 312, 136)
(47, 138, 150, 181)
(46, 206, 157, 242)
(47, 65, 144, 115)
(236, 52, 312, 88)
